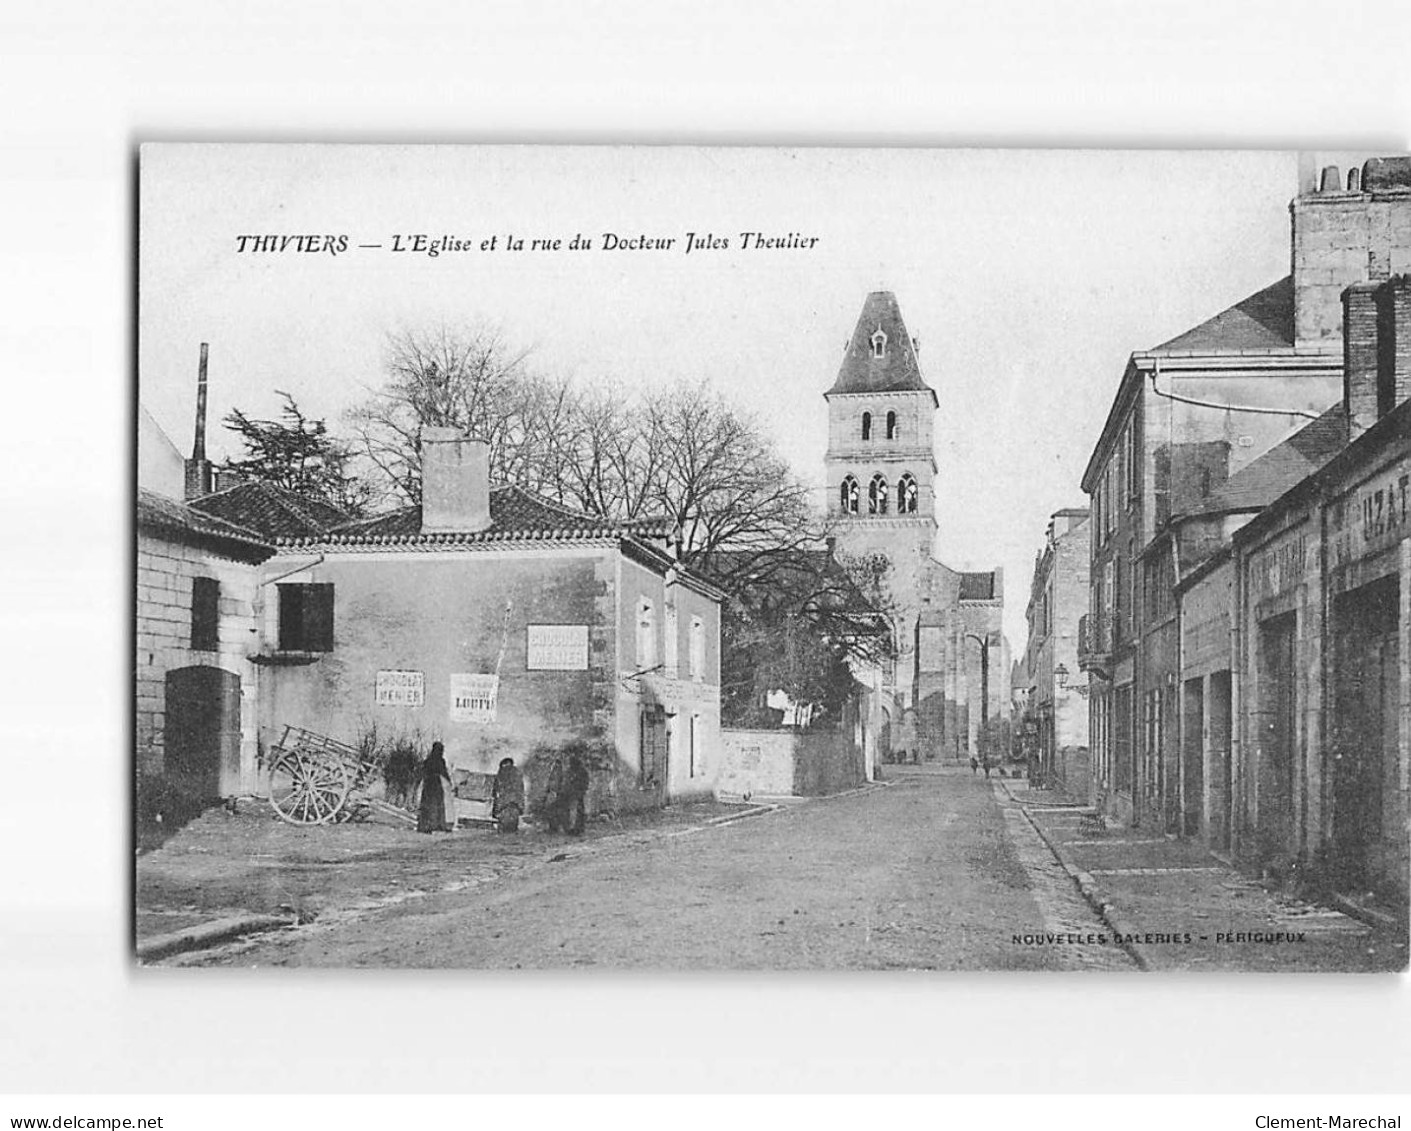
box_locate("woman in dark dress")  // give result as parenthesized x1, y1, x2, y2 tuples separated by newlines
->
(417, 741, 453, 833)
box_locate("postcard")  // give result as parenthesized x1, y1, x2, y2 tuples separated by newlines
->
(135, 144, 1409, 970)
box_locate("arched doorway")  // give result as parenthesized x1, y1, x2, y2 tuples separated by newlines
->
(164, 665, 242, 802)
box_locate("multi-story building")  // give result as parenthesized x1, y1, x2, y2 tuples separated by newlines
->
(1230, 273, 1410, 907)
(1021, 508, 1091, 797)
(1080, 155, 1411, 829)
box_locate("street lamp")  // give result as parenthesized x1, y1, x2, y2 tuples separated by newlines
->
(963, 631, 992, 765)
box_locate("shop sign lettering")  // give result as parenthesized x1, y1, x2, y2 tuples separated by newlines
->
(375, 669, 424, 707)
(526, 624, 589, 670)
(1358, 468, 1411, 554)
(450, 673, 498, 723)
(1250, 534, 1306, 601)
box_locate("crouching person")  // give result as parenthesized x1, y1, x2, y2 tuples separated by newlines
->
(492, 757, 525, 833)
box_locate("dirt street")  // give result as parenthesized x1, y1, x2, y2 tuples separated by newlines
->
(185, 767, 1135, 970)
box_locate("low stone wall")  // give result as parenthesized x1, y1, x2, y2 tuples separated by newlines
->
(792, 729, 865, 796)
(718, 729, 794, 798)
(719, 727, 865, 799)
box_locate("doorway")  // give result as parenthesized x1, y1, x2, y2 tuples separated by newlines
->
(1208, 670, 1233, 852)
(1182, 677, 1205, 838)
(1256, 613, 1297, 859)
(639, 704, 670, 805)
(1331, 577, 1399, 895)
(164, 665, 242, 802)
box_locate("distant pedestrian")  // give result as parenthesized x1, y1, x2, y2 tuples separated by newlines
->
(417, 740, 454, 834)
(562, 751, 590, 836)
(981, 756, 991, 780)
(969, 756, 979, 775)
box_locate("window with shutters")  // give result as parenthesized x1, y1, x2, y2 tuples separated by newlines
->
(277, 582, 335, 652)
(191, 576, 220, 652)
(639, 705, 665, 787)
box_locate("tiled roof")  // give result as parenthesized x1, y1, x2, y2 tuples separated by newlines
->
(1153, 276, 1294, 354)
(137, 489, 274, 561)
(826, 291, 937, 400)
(1194, 403, 1348, 515)
(959, 572, 997, 601)
(280, 484, 669, 548)
(189, 482, 352, 541)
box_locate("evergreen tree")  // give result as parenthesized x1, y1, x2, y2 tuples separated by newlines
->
(222, 391, 374, 515)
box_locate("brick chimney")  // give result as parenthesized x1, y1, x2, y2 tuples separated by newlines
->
(420, 427, 491, 533)
(1343, 283, 1380, 437)
(1376, 275, 1411, 418)
(1343, 275, 1411, 438)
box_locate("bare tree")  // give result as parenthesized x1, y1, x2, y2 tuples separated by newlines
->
(347, 323, 532, 503)
(349, 327, 821, 598)
(644, 381, 815, 584)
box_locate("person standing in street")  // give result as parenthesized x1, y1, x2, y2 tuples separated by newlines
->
(417, 740, 454, 833)
(563, 751, 590, 836)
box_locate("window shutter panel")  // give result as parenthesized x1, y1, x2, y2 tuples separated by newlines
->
(306, 583, 335, 651)
(191, 577, 219, 651)
(278, 584, 303, 651)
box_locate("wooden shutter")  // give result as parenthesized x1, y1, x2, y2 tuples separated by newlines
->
(304, 583, 335, 651)
(191, 576, 219, 651)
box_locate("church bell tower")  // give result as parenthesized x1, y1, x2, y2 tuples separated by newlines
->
(823, 291, 939, 570)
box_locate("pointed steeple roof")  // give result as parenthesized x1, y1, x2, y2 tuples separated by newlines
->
(826, 291, 937, 404)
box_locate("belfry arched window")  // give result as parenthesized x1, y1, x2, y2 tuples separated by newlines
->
(861, 412, 872, 441)
(871, 328, 887, 358)
(886, 411, 898, 440)
(868, 473, 889, 515)
(840, 475, 859, 515)
(897, 472, 918, 514)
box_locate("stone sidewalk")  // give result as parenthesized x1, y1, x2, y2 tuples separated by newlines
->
(997, 779, 1408, 973)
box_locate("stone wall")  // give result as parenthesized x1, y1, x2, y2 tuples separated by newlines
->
(718, 726, 865, 799)
(1292, 165, 1411, 345)
(136, 531, 263, 793)
(261, 546, 722, 817)
(718, 729, 795, 798)
(792, 728, 865, 796)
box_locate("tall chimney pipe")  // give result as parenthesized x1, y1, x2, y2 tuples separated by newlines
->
(193, 342, 209, 461)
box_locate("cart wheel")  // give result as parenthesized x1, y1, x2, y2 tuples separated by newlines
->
(269, 750, 351, 825)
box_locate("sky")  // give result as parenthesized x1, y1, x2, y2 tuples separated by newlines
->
(139, 145, 1302, 647)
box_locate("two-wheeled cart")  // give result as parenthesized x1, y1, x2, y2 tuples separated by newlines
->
(265, 725, 406, 825)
